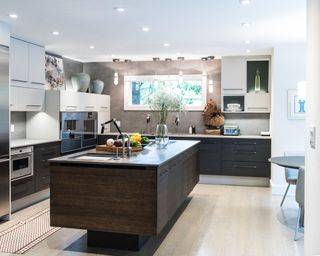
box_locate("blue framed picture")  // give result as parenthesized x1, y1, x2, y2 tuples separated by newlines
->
(288, 89, 306, 119)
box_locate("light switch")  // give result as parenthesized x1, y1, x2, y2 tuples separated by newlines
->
(310, 125, 316, 149)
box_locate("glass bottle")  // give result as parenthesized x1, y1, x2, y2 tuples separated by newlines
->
(254, 68, 261, 92)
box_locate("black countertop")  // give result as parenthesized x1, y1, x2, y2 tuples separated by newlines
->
(49, 140, 200, 167)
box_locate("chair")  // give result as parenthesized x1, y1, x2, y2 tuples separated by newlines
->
(280, 151, 304, 207)
(294, 166, 305, 241)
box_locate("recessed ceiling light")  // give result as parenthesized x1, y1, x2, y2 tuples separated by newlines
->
(9, 13, 18, 19)
(244, 40, 251, 44)
(114, 7, 125, 12)
(241, 22, 252, 28)
(246, 49, 251, 53)
(142, 27, 150, 32)
(239, 0, 251, 5)
(89, 45, 95, 49)
(163, 43, 170, 47)
(51, 31, 60, 36)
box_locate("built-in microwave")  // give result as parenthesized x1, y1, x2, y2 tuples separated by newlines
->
(11, 146, 34, 181)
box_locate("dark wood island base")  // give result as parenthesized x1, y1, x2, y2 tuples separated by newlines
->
(49, 140, 199, 251)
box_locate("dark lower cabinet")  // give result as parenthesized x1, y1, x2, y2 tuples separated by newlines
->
(11, 141, 60, 201)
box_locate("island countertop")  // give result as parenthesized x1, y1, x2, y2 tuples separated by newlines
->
(49, 140, 200, 167)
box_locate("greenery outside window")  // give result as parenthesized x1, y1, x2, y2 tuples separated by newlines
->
(124, 75, 207, 111)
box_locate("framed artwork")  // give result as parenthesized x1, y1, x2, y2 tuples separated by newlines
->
(45, 54, 65, 90)
(287, 89, 306, 119)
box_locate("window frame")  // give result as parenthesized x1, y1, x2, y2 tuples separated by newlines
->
(123, 74, 207, 111)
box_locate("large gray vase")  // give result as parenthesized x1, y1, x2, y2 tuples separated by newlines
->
(71, 73, 90, 92)
(90, 79, 104, 94)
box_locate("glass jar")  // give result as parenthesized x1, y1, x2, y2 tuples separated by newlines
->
(155, 124, 169, 148)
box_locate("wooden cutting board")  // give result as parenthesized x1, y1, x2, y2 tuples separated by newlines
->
(96, 144, 143, 152)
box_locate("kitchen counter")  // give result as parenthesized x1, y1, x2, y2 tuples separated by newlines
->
(11, 139, 61, 148)
(98, 132, 271, 140)
(49, 140, 200, 167)
(49, 139, 199, 251)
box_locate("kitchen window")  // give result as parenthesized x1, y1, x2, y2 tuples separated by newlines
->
(124, 75, 207, 111)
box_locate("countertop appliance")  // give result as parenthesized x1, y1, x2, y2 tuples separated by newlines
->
(0, 44, 10, 219)
(224, 125, 240, 136)
(60, 112, 97, 153)
(11, 146, 34, 181)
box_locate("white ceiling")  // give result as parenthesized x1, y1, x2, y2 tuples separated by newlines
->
(0, 0, 306, 62)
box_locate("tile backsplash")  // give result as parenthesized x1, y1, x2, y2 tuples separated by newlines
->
(11, 112, 26, 139)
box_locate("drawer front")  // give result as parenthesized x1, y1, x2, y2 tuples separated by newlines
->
(11, 177, 35, 201)
(221, 161, 270, 177)
(222, 139, 270, 162)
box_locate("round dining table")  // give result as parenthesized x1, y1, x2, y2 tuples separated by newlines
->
(269, 156, 305, 169)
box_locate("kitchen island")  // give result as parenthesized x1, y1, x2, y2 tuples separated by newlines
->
(49, 140, 199, 251)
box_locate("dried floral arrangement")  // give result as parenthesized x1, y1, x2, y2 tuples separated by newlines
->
(203, 99, 224, 134)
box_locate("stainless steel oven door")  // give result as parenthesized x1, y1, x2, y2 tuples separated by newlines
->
(82, 112, 97, 148)
(11, 152, 33, 181)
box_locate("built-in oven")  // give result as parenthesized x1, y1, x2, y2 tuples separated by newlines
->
(82, 112, 97, 148)
(11, 146, 34, 181)
(60, 112, 98, 154)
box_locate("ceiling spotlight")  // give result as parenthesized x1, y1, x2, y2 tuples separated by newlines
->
(241, 22, 252, 28)
(244, 40, 251, 44)
(113, 59, 120, 62)
(124, 59, 132, 63)
(201, 57, 208, 61)
(163, 43, 170, 47)
(114, 7, 125, 12)
(142, 27, 150, 32)
(153, 57, 160, 61)
(51, 31, 60, 36)
(165, 58, 172, 62)
(246, 49, 251, 53)
(207, 56, 215, 60)
(239, 0, 251, 5)
(9, 13, 18, 19)
(177, 57, 185, 61)
(89, 45, 95, 49)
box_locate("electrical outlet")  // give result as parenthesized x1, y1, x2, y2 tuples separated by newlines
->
(310, 125, 316, 149)
(11, 124, 14, 133)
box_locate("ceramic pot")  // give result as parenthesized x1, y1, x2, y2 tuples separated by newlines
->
(90, 79, 104, 94)
(71, 73, 90, 92)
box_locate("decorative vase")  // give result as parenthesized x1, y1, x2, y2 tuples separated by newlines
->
(155, 124, 169, 148)
(71, 73, 90, 92)
(90, 79, 104, 94)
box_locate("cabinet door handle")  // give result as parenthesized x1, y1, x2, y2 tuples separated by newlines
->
(84, 106, 95, 109)
(31, 82, 44, 85)
(11, 79, 28, 83)
(26, 104, 41, 107)
(233, 165, 257, 169)
(66, 106, 77, 109)
(223, 88, 244, 91)
(247, 107, 269, 110)
(234, 151, 257, 154)
(232, 142, 257, 145)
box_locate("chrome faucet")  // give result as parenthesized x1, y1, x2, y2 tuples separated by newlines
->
(116, 133, 132, 158)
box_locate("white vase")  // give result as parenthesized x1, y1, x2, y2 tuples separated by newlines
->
(71, 73, 90, 92)
(155, 124, 169, 148)
(90, 79, 104, 94)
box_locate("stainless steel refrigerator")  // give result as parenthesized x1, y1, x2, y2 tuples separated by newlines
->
(0, 44, 10, 219)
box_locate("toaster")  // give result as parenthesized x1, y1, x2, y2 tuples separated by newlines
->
(224, 125, 240, 136)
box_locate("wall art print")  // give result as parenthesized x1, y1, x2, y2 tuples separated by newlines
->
(287, 89, 306, 120)
(45, 54, 65, 90)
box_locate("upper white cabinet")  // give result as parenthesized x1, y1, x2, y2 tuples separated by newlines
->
(10, 38, 29, 84)
(10, 37, 45, 88)
(221, 56, 246, 95)
(10, 86, 45, 112)
(245, 93, 270, 113)
(29, 43, 45, 87)
(0, 22, 10, 47)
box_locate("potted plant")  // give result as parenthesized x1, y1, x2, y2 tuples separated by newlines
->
(147, 88, 183, 147)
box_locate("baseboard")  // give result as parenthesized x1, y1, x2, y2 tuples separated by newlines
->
(11, 189, 49, 213)
(199, 175, 270, 187)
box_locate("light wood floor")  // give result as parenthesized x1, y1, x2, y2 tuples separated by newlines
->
(0, 184, 304, 256)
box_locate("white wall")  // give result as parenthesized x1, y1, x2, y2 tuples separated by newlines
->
(305, 0, 320, 254)
(270, 44, 306, 195)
